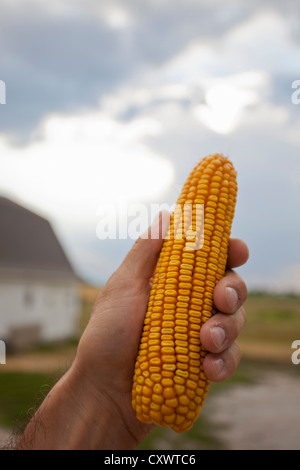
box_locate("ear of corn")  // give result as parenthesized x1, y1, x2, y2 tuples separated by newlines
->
(132, 153, 238, 433)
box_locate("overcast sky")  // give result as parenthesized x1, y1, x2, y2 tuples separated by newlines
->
(0, 0, 300, 292)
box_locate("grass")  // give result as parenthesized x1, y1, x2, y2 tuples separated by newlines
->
(0, 371, 54, 429)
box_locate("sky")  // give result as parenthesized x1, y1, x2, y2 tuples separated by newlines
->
(0, 0, 300, 292)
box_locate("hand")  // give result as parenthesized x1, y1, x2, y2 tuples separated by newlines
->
(16, 211, 248, 450)
(74, 211, 248, 447)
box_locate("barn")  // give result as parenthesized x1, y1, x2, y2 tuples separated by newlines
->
(0, 197, 81, 349)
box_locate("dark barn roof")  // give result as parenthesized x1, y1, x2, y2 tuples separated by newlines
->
(0, 197, 77, 279)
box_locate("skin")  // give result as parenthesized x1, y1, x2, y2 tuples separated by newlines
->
(15, 212, 248, 450)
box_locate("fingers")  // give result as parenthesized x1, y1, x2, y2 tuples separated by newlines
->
(203, 343, 242, 382)
(214, 269, 248, 314)
(201, 284, 246, 382)
(200, 307, 246, 354)
(200, 277, 247, 383)
(200, 240, 248, 382)
(227, 238, 249, 269)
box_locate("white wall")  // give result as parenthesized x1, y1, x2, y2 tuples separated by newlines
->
(0, 279, 81, 343)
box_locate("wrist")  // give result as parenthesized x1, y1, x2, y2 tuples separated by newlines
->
(16, 359, 137, 450)
(68, 355, 154, 450)
(63, 359, 136, 450)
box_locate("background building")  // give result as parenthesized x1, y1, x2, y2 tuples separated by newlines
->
(0, 197, 81, 349)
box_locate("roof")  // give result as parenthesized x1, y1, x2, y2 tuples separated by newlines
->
(0, 197, 78, 281)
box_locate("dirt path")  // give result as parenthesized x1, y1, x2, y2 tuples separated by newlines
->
(3, 347, 76, 373)
(205, 369, 300, 450)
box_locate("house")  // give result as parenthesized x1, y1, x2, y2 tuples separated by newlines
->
(0, 197, 81, 349)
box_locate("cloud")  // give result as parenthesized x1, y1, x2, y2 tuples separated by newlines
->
(0, 3, 140, 143)
(193, 72, 267, 134)
(0, 109, 174, 226)
(1, 0, 285, 143)
(0, 0, 300, 291)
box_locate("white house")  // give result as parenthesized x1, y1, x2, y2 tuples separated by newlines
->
(0, 197, 81, 349)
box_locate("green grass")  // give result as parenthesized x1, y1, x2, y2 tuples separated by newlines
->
(0, 371, 54, 429)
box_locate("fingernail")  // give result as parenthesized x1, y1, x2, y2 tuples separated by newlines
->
(225, 287, 239, 313)
(212, 357, 224, 376)
(210, 327, 226, 350)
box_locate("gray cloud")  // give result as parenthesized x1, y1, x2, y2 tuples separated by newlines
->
(1, 0, 300, 292)
(2, 0, 293, 143)
(0, 10, 135, 143)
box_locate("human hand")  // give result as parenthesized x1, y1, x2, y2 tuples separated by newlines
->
(16, 211, 248, 450)
(73, 211, 248, 448)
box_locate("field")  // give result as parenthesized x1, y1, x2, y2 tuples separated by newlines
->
(237, 292, 300, 363)
(0, 289, 300, 449)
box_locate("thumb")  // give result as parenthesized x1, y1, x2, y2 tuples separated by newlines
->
(117, 210, 170, 281)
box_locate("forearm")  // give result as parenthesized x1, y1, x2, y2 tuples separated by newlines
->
(15, 362, 138, 450)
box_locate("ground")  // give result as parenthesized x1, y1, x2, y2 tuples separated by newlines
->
(206, 366, 300, 450)
(1, 349, 299, 450)
(1, 292, 300, 449)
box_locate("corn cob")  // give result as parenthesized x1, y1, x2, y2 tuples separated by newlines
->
(132, 153, 238, 433)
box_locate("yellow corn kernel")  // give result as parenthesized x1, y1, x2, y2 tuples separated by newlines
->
(132, 153, 238, 432)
